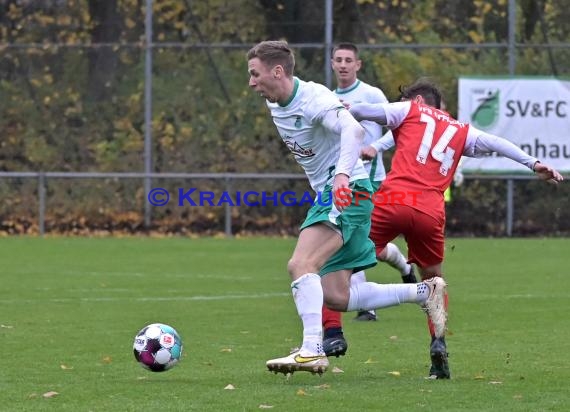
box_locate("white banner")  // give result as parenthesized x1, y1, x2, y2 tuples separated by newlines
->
(458, 77, 570, 173)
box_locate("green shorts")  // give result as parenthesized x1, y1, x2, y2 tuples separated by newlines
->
(370, 180, 381, 193)
(301, 179, 377, 276)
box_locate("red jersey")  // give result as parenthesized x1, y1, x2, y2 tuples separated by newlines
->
(379, 102, 469, 222)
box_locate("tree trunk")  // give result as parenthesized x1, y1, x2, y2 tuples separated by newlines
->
(87, 0, 121, 101)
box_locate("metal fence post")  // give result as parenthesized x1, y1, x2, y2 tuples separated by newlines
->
(506, 179, 514, 236)
(38, 172, 46, 236)
(143, 0, 153, 229)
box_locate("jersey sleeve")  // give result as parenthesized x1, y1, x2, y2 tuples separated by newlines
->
(463, 126, 538, 169)
(370, 130, 395, 152)
(383, 101, 412, 129)
(369, 87, 389, 104)
(305, 84, 345, 123)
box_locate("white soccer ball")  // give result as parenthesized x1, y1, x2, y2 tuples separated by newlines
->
(133, 323, 183, 372)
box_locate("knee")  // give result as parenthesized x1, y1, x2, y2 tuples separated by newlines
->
(324, 299, 346, 312)
(287, 256, 319, 278)
(323, 292, 349, 312)
(287, 257, 302, 278)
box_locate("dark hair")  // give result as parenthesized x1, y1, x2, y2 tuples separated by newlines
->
(246, 40, 295, 76)
(398, 79, 442, 109)
(332, 42, 359, 58)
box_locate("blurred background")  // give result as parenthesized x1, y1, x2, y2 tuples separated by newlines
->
(0, 0, 568, 236)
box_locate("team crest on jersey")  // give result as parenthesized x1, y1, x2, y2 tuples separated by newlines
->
(284, 139, 315, 158)
(294, 116, 302, 129)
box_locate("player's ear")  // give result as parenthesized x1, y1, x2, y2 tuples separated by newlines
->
(414, 95, 424, 105)
(273, 65, 283, 79)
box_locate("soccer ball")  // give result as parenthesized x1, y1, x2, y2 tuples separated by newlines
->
(133, 323, 183, 372)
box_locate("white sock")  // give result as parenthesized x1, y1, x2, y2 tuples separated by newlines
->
(383, 243, 411, 277)
(291, 273, 324, 355)
(351, 271, 375, 315)
(350, 270, 367, 286)
(347, 281, 428, 312)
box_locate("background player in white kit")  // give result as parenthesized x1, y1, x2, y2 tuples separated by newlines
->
(321, 43, 417, 357)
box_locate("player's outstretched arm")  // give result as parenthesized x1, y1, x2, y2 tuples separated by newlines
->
(467, 129, 564, 185)
(349, 103, 388, 125)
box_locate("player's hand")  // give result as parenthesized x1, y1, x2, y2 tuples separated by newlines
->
(453, 170, 464, 187)
(332, 173, 352, 211)
(360, 146, 378, 161)
(533, 162, 564, 184)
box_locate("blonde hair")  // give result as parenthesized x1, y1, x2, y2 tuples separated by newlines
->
(246, 40, 295, 76)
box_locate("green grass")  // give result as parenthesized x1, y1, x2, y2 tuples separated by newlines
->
(0, 237, 568, 411)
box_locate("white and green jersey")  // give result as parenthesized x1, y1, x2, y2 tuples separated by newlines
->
(335, 79, 388, 182)
(267, 77, 369, 193)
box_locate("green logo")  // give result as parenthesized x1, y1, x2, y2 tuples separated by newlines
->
(471, 89, 499, 130)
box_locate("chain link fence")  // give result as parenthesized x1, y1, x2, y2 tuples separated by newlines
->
(0, 0, 568, 236)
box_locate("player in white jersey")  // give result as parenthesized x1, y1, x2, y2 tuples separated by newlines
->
(247, 40, 448, 376)
(319, 43, 417, 358)
(332, 44, 416, 285)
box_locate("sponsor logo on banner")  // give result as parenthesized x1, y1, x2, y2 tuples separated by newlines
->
(469, 88, 500, 130)
(459, 77, 570, 172)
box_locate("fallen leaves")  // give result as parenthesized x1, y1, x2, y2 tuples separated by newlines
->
(60, 364, 73, 370)
(331, 366, 344, 373)
(42, 391, 59, 398)
(474, 373, 504, 385)
(224, 384, 235, 390)
(388, 371, 401, 377)
(259, 405, 274, 409)
(364, 358, 378, 364)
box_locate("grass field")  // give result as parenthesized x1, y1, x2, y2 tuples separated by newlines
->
(0, 236, 568, 411)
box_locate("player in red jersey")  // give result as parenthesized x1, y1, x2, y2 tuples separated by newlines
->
(350, 79, 564, 379)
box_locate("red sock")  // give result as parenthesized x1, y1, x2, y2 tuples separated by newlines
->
(428, 292, 448, 337)
(322, 305, 342, 331)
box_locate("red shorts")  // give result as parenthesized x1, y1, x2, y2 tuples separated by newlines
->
(370, 204, 445, 268)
